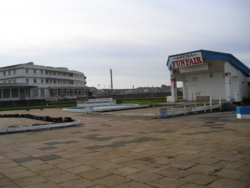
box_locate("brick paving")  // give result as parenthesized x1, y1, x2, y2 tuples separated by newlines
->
(0, 109, 250, 188)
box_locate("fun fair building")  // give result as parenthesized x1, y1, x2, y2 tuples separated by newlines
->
(167, 50, 250, 102)
(0, 62, 88, 103)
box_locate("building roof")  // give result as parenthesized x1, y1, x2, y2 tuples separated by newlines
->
(167, 49, 250, 76)
(0, 62, 85, 76)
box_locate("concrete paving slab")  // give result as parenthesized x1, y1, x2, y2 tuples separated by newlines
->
(0, 109, 249, 187)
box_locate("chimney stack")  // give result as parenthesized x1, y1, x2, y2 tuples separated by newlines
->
(110, 69, 113, 90)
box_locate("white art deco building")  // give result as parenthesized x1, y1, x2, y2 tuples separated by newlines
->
(167, 50, 250, 102)
(0, 62, 88, 102)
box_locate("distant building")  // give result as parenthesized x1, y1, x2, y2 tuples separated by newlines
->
(0, 62, 88, 102)
(97, 85, 172, 96)
(167, 50, 250, 102)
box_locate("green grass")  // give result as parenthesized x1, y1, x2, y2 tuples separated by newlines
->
(178, 96, 183, 100)
(117, 96, 183, 105)
(117, 96, 167, 105)
(0, 95, 184, 111)
(0, 103, 76, 111)
(115, 96, 166, 101)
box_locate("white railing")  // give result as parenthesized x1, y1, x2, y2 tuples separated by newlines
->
(159, 100, 222, 118)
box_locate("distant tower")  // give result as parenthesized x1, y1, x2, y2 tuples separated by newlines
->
(110, 69, 113, 90)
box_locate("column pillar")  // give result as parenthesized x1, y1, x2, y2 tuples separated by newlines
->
(170, 70, 177, 102)
(224, 62, 232, 101)
(182, 81, 186, 100)
(9, 88, 12, 99)
(38, 88, 41, 98)
(18, 88, 20, 99)
(29, 89, 32, 99)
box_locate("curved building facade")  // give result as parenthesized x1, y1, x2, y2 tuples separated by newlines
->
(0, 62, 88, 102)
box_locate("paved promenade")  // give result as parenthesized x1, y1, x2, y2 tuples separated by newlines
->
(0, 109, 249, 188)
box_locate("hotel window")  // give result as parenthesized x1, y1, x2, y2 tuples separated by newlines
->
(26, 69, 29, 73)
(41, 89, 44, 97)
(12, 89, 18, 98)
(32, 89, 38, 97)
(3, 89, 10, 98)
(33, 69, 36, 74)
(26, 79, 29, 83)
(34, 79, 37, 83)
(41, 70, 43, 74)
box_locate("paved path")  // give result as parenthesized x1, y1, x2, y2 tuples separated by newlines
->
(0, 109, 249, 188)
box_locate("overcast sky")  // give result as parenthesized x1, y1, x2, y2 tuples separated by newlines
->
(0, 0, 249, 89)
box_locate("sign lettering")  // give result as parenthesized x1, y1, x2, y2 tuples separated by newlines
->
(169, 52, 204, 69)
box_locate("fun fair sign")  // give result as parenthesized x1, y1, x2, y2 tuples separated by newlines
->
(169, 52, 204, 69)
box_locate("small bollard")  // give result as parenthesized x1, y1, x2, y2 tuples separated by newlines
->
(159, 107, 168, 118)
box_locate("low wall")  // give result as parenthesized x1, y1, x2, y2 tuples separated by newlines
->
(0, 121, 80, 134)
(0, 114, 80, 134)
(236, 106, 250, 119)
